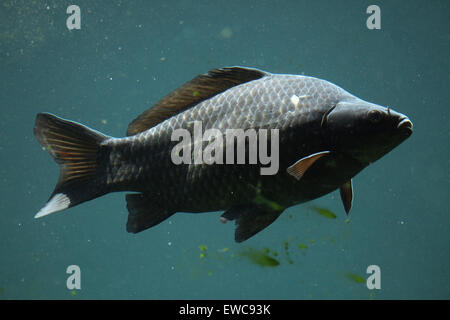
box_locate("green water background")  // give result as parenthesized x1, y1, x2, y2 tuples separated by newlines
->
(0, 0, 448, 299)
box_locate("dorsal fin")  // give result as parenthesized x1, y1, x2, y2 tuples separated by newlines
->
(126, 66, 269, 136)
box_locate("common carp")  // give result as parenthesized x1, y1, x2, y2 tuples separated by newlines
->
(33, 67, 413, 242)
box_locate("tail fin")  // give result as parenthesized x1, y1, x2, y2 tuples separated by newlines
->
(34, 113, 110, 218)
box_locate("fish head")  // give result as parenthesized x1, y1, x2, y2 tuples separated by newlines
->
(324, 98, 413, 165)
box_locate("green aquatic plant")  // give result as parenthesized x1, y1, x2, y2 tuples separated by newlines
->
(345, 273, 366, 284)
(199, 244, 207, 258)
(191, 224, 342, 272)
(309, 206, 337, 219)
(238, 248, 280, 267)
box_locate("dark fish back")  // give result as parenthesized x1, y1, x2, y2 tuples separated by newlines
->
(113, 75, 353, 212)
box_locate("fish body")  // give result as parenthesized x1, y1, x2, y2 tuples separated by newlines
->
(34, 67, 413, 242)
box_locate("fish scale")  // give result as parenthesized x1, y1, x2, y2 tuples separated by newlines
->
(33, 67, 412, 242)
(105, 75, 351, 211)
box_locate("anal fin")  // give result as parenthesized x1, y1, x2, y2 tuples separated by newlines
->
(125, 193, 175, 233)
(339, 180, 353, 215)
(221, 205, 283, 243)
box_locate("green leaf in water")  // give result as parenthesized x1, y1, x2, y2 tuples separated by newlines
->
(239, 248, 280, 267)
(309, 206, 337, 219)
(345, 273, 366, 284)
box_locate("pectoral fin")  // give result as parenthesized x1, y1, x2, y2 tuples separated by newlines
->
(286, 151, 330, 180)
(221, 205, 283, 243)
(339, 180, 353, 214)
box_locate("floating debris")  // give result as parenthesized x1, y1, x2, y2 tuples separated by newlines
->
(283, 241, 294, 264)
(199, 244, 207, 258)
(220, 27, 233, 39)
(345, 273, 366, 284)
(309, 206, 337, 219)
(238, 248, 280, 267)
(263, 247, 279, 257)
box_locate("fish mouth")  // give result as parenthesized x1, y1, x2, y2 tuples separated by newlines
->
(397, 117, 413, 136)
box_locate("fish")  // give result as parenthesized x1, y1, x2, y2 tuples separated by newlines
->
(33, 66, 413, 242)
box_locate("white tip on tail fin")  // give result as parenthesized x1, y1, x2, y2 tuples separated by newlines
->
(35, 193, 71, 218)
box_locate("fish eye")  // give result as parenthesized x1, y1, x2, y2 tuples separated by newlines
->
(368, 110, 383, 123)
